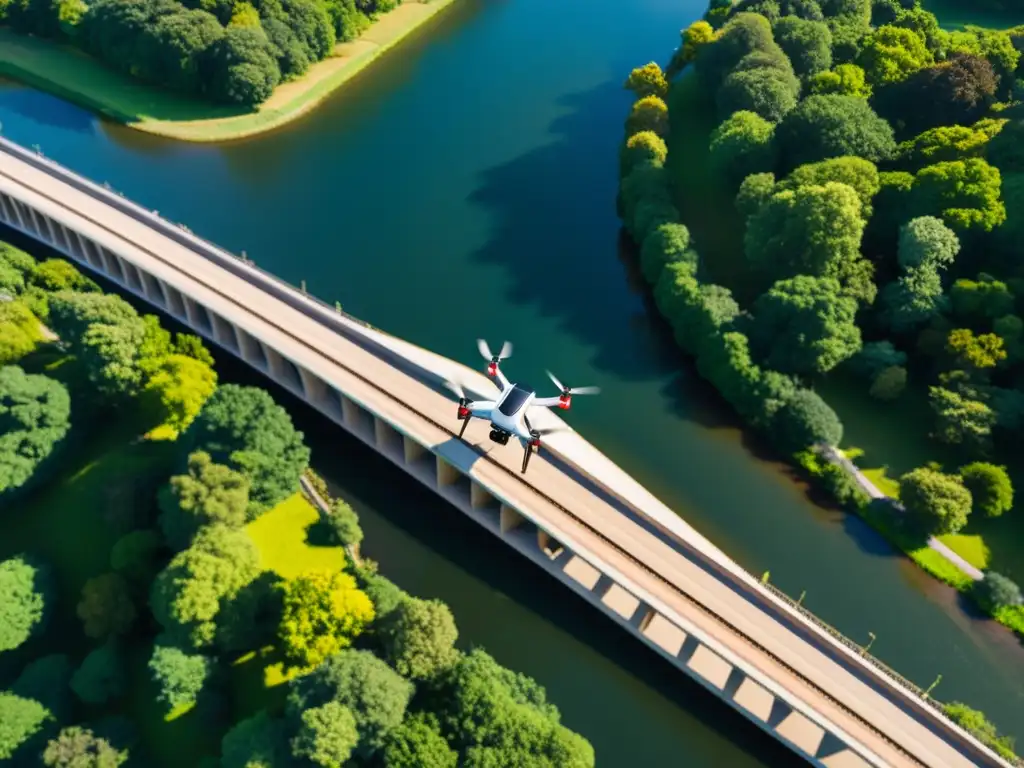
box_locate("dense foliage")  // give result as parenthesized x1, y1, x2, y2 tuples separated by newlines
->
(1, 0, 405, 107)
(0, 365, 71, 496)
(0, 555, 50, 652)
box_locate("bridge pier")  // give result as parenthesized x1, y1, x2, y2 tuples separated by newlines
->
(470, 481, 497, 510)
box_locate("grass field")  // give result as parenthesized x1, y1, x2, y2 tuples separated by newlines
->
(0, 0, 458, 143)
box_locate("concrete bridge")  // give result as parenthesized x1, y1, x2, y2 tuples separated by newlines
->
(0, 135, 1013, 768)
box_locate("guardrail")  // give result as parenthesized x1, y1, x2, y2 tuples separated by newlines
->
(4, 136, 1017, 768)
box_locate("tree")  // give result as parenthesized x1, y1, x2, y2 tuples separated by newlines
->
(287, 649, 414, 759)
(432, 648, 594, 768)
(71, 641, 125, 705)
(620, 131, 668, 174)
(0, 554, 48, 651)
(42, 726, 127, 768)
(774, 387, 844, 450)
(328, 499, 363, 549)
(277, 569, 374, 669)
(291, 701, 359, 767)
(30, 259, 98, 293)
(880, 266, 946, 333)
(987, 118, 1024, 173)
(13, 654, 73, 721)
(625, 95, 669, 137)
(774, 16, 833, 78)
(848, 340, 906, 380)
(0, 301, 41, 366)
(77, 573, 136, 639)
(929, 386, 996, 454)
(899, 466, 972, 534)
(143, 355, 218, 434)
(750, 276, 862, 377)
(0, 243, 36, 278)
(669, 20, 716, 76)
(950, 274, 1015, 323)
(708, 110, 777, 185)
(808, 62, 872, 96)
(776, 94, 897, 169)
(220, 710, 289, 768)
(0, 366, 71, 495)
(971, 572, 1023, 614)
(911, 158, 1005, 233)
(624, 62, 668, 99)
(0, 692, 51, 761)
(856, 24, 932, 85)
(640, 223, 696, 286)
(695, 12, 777, 91)
(715, 62, 800, 122)
(960, 463, 1013, 518)
(899, 120, 1006, 168)
(181, 384, 311, 519)
(110, 529, 163, 587)
(158, 451, 250, 551)
(776, 155, 880, 218)
(735, 171, 778, 218)
(946, 329, 1007, 372)
(879, 54, 999, 134)
(204, 26, 282, 106)
(150, 524, 262, 649)
(380, 597, 459, 681)
(382, 713, 458, 768)
(148, 644, 211, 715)
(896, 215, 960, 271)
(869, 365, 907, 400)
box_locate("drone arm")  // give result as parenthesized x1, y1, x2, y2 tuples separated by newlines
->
(531, 396, 566, 409)
(468, 401, 495, 419)
(493, 367, 511, 392)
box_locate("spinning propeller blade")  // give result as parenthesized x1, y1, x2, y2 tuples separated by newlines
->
(546, 370, 600, 396)
(477, 338, 513, 362)
(443, 379, 467, 401)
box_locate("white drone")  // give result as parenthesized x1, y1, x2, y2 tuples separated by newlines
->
(444, 339, 600, 474)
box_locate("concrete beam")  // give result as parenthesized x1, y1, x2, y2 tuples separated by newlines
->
(299, 367, 327, 406)
(341, 395, 362, 429)
(687, 645, 733, 691)
(537, 529, 564, 559)
(499, 504, 524, 534)
(470, 481, 495, 510)
(641, 612, 687, 657)
(733, 676, 776, 723)
(437, 456, 460, 487)
(776, 710, 826, 757)
(403, 435, 425, 464)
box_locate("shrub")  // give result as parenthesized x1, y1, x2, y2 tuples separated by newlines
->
(869, 365, 907, 400)
(0, 692, 52, 761)
(621, 131, 669, 174)
(772, 388, 844, 451)
(0, 554, 49, 652)
(624, 62, 669, 98)
(972, 572, 1023, 615)
(625, 96, 669, 137)
(328, 499, 364, 548)
(639, 223, 695, 285)
(959, 462, 1013, 518)
(898, 467, 972, 534)
(709, 110, 777, 184)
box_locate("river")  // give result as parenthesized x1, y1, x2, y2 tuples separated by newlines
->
(1, 0, 1022, 759)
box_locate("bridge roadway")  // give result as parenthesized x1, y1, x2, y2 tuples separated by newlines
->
(0, 137, 1011, 768)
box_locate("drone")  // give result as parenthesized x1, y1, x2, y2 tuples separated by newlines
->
(444, 339, 600, 474)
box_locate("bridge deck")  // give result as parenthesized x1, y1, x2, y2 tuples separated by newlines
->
(0, 144, 1002, 768)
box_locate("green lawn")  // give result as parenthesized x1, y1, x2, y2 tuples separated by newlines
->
(0, 0, 458, 143)
(246, 493, 344, 580)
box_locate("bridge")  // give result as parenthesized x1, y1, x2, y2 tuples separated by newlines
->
(0, 135, 1012, 768)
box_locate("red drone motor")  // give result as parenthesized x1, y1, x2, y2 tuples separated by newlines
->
(530, 437, 541, 447)
(457, 404, 470, 419)
(558, 393, 571, 410)
(487, 361, 498, 377)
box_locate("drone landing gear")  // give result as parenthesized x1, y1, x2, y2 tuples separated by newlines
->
(456, 397, 472, 440)
(458, 417, 470, 440)
(521, 438, 539, 474)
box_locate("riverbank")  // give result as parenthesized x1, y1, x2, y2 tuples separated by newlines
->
(0, 0, 457, 143)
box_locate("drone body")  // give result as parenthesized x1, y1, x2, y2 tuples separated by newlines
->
(446, 340, 599, 473)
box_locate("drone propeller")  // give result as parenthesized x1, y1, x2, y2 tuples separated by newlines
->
(521, 425, 569, 473)
(477, 339, 513, 363)
(443, 378, 467, 402)
(546, 370, 600, 397)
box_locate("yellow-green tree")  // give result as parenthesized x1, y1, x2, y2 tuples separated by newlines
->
(946, 329, 1007, 371)
(278, 570, 375, 669)
(143, 354, 218, 434)
(624, 62, 668, 99)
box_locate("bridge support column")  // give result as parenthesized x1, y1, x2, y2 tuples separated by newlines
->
(30, 208, 53, 244)
(470, 482, 495, 510)
(235, 329, 266, 369)
(341, 395, 362, 428)
(182, 295, 200, 327)
(403, 435, 425, 464)
(210, 313, 239, 352)
(298, 368, 326, 407)
(263, 344, 287, 382)
(436, 456, 460, 487)
(499, 504, 524, 534)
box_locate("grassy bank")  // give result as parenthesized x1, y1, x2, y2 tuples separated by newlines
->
(0, 0, 457, 143)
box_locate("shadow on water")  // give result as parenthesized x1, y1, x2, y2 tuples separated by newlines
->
(0, 79, 94, 134)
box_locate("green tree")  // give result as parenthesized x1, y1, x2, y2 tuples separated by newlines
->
(971, 573, 1022, 614)
(620, 130, 668, 174)
(30, 259, 99, 293)
(0, 301, 42, 366)
(0, 366, 71, 495)
(808, 62, 872, 96)
(946, 329, 1007, 371)
(277, 569, 375, 669)
(899, 466, 972, 534)
(899, 120, 1006, 168)
(950, 274, 1015, 323)
(158, 451, 250, 551)
(869, 365, 907, 400)
(929, 386, 996, 454)
(0, 554, 49, 651)
(0, 692, 52, 761)
(669, 19, 717, 76)
(42, 726, 127, 768)
(776, 94, 896, 169)
(181, 384, 311, 519)
(750, 276, 862, 377)
(735, 171, 778, 218)
(287, 649, 414, 759)
(848, 340, 906, 381)
(776, 155, 880, 218)
(640, 223, 696, 286)
(625, 95, 669, 137)
(880, 266, 946, 333)
(896, 215, 960, 271)
(911, 158, 1005, 233)
(204, 26, 281, 106)
(148, 644, 211, 715)
(150, 524, 261, 649)
(109, 529, 163, 587)
(708, 110, 777, 185)
(382, 713, 458, 768)
(328, 499, 364, 549)
(220, 710, 289, 768)
(857, 24, 932, 85)
(143, 355, 218, 435)
(774, 16, 833, 78)
(77, 573, 136, 639)
(944, 702, 1017, 761)
(71, 641, 125, 705)
(13, 654, 73, 721)
(715, 60, 801, 122)
(959, 463, 1013, 518)
(624, 62, 668, 99)
(380, 597, 459, 681)
(774, 387, 844, 449)
(291, 701, 359, 767)
(695, 12, 777, 91)
(432, 648, 594, 768)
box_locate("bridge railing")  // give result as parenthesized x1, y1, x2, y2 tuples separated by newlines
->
(5, 137, 1019, 768)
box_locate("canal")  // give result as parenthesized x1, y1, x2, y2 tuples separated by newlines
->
(1, 0, 1022, 759)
